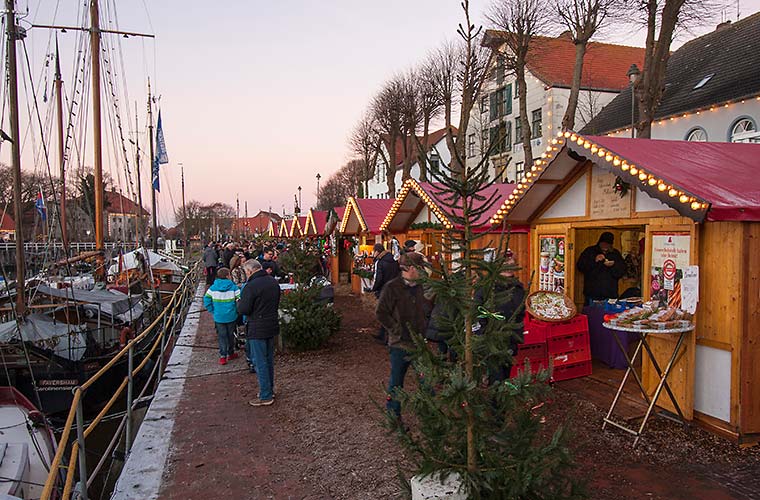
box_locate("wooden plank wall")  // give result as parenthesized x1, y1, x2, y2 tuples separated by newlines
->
(471, 231, 531, 286)
(741, 222, 760, 435)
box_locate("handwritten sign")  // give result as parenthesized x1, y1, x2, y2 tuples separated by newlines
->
(590, 169, 631, 220)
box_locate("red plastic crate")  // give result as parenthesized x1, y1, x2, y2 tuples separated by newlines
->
(547, 331, 590, 354)
(525, 313, 589, 341)
(550, 347, 591, 367)
(514, 342, 547, 362)
(523, 312, 548, 344)
(551, 359, 592, 382)
(510, 356, 549, 378)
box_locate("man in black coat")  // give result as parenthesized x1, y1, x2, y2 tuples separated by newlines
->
(369, 243, 401, 343)
(237, 259, 281, 406)
(576, 231, 626, 305)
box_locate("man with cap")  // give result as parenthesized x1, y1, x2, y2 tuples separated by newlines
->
(576, 231, 626, 305)
(376, 251, 429, 419)
(403, 239, 417, 254)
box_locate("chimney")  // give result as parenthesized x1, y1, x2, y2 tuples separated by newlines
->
(716, 20, 732, 31)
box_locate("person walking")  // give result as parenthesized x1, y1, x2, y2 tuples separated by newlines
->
(376, 252, 429, 419)
(203, 242, 219, 286)
(237, 259, 281, 406)
(203, 267, 241, 365)
(369, 243, 400, 343)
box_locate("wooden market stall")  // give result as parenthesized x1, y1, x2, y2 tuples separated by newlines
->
(339, 197, 395, 292)
(287, 216, 307, 238)
(277, 219, 289, 238)
(489, 131, 760, 443)
(379, 179, 530, 284)
(329, 206, 346, 285)
(266, 220, 276, 237)
(304, 209, 329, 238)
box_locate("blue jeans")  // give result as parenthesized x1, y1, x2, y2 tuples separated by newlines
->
(386, 347, 412, 417)
(249, 338, 275, 401)
(215, 321, 236, 357)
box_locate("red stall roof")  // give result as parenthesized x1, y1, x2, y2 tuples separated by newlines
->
(490, 133, 760, 224)
(340, 198, 396, 235)
(307, 210, 328, 235)
(590, 136, 760, 222)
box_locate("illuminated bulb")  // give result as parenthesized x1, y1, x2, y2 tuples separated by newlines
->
(630, 166, 638, 175)
(701, 203, 709, 209)
(613, 158, 621, 166)
(691, 201, 701, 210)
(648, 178, 657, 186)
(551, 139, 558, 144)
(679, 194, 689, 203)
(597, 150, 606, 157)
(541, 153, 547, 159)
(638, 172, 647, 181)
(621, 163, 629, 171)
(584, 141, 592, 149)
(517, 183, 524, 189)
(658, 183, 667, 192)
(605, 154, 613, 162)
(591, 145, 598, 153)
(531, 166, 538, 173)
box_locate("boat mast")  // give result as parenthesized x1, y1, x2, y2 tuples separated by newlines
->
(54, 39, 67, 250)
(134, 104, 143, 247)
(181, 164, 187, 249)
(90, 0, 105, 281)
(148, 81, 157, 251)
(5, 0, 26, 316)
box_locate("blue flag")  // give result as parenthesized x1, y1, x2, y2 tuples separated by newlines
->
(152, 110, 169, 191)
(35, 190, 47, 221)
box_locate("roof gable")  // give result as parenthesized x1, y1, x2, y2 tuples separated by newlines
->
(484, 31, 645, 91)
(340, 197, 395, 235)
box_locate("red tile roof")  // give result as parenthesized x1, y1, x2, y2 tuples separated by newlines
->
(306, 210, 329, 235)
(231, 215, 276, 233)
(383, 126, 457, 168)
(484, 31, 645, 91)
(105, 190, 149, 217)
(0, 212, 14, 231)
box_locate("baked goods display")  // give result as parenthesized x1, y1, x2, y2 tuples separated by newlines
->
(604, 301, 693, 330)
(526, 291, 576, 322)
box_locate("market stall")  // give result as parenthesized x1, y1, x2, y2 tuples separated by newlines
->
(287, 216, 307, 238)
(304, 209, 329, 238)
(380, 179, 530, 284)
(489, 131, 760, 443)
(339, 197, 395, 293)
(277, 219, 289, 238)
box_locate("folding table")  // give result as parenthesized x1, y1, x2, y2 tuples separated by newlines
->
(601, 322, 693, 447)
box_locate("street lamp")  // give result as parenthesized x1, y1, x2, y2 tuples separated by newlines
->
(627, 63, 640, 138)
(316, 173, 321, 200)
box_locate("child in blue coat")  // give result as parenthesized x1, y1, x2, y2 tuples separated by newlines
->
(203, 267, 241, 365)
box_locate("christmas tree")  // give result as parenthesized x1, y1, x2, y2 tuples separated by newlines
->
(385, 5, 584, 498)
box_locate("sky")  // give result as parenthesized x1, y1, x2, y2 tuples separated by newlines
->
(4, 0, 760, 226)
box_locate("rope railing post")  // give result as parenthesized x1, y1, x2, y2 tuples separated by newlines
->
(75, 389, 89, 500)
(125, 342, 134, 454)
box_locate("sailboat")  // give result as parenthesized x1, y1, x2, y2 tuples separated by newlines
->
(0, 0, 183, 420)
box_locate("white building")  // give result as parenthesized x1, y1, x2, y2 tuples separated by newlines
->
(469, 31, 646, 182)
(582, 15, 760, 144)
(366, 127, 454, 199)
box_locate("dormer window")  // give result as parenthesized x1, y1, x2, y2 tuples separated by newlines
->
(693, 74, 714, 89)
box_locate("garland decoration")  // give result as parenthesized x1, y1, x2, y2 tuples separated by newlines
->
(613, 176, 630, 198)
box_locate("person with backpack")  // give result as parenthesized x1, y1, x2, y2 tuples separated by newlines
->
(203, 267, 241, 365)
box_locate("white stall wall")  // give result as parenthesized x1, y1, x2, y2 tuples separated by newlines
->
(694, 344, 732, 422)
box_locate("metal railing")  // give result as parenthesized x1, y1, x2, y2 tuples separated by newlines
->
(0, 241, 139, 253)
(40, 261, 201, 500)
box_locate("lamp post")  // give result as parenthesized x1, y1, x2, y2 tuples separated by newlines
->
(316, 173, 321, 201)
(627, 63, 640, 138)
(298, 186, 302, 213)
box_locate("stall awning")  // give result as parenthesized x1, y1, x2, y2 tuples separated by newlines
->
(339, 198, 395, 235)
(490, 132, 760, 224)
(382, 179, 528, 233)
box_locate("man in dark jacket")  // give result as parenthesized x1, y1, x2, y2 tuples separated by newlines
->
(203, 242, 218, 286)
(475, 253, 526, 384)
(237, 259, 281, 406)
(376, 252, 429, 418)
(258, 246, 282, 278)
(369, 243, 401, 343)
(576, 232, 626, 304)
(221, 243, 236, 269)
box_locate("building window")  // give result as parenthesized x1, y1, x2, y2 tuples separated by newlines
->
(489, 126, 502, 155)
(730, 117, 760, 143)
(532, 109, 542, 138)
(504, 121, 512, 151)
(490, 92, 498, 121)
(502, 84, 512, 116)
(494, 56, 505, 85)
(468, 133, 476, 158)
(685, 127, 707, 142)
(481, 96, 488, 115)
(430, 153, 440, 173)
(514, 161, 524, 182)
(515, 117, 523, 143)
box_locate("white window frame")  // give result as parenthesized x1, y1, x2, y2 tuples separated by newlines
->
(730, 117, 760, 143)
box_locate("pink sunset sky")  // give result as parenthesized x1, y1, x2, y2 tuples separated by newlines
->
(5, 0, 759, 226)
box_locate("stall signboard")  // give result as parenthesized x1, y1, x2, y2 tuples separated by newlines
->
(539, 235, 565, 292)
(590, 169, 631, 220)
(650, 233, 691, 308)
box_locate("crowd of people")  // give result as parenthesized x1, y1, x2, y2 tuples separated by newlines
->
(202, 239, 311, 407)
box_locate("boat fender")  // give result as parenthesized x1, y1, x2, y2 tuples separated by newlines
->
(119, 326, 135, 348)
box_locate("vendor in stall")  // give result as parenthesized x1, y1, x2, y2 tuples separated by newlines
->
(576, 232, 626, 305)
